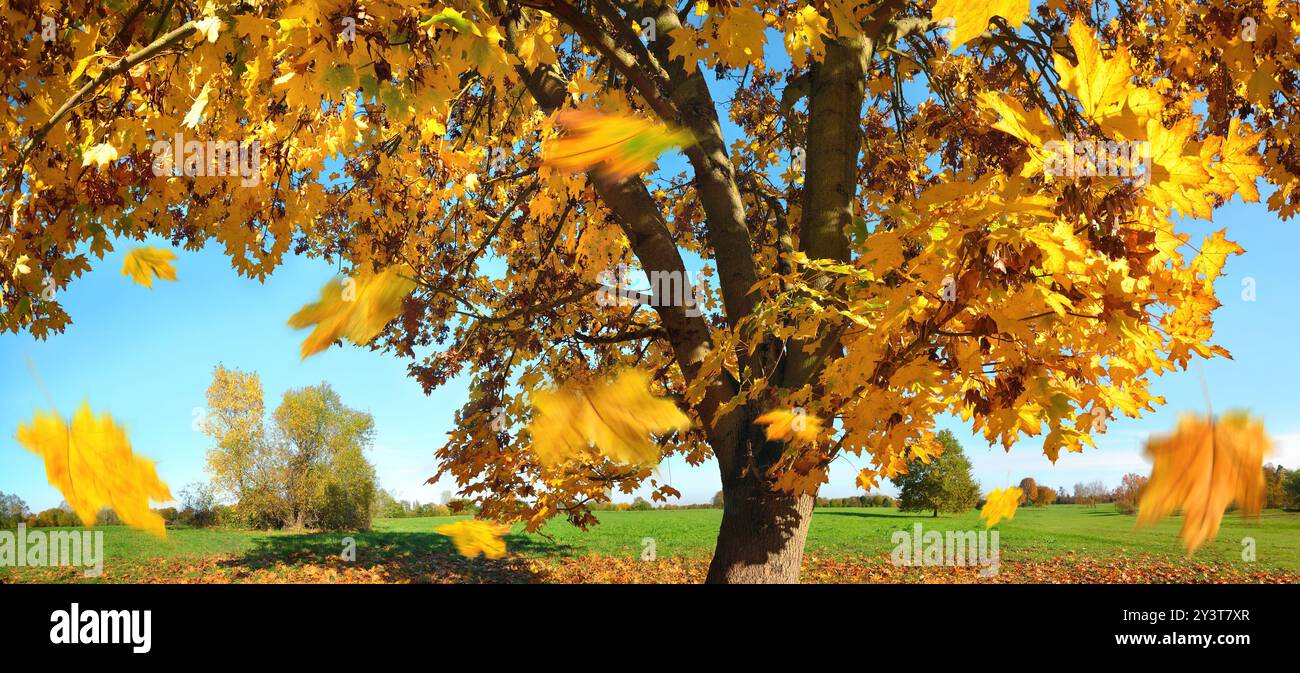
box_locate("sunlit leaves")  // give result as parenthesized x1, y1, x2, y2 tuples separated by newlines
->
(932, 0, 1030, 47)
(980, 487, 1023, 528)
(121, 246, 178, 288)
(542, 109, 694, 181)
(16, 403, 173, 537)
(81, 143, 118, 168)
(528, 369, 690, 468)
(435, 519, 512, 559)
(755, 408, 824, 446)
(1138, 412, 1269, 553)
(182, 81, 213, 128)
(288, 266, 416, 359)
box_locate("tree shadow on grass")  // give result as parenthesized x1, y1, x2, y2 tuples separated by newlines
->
(218, 531, 570, 583)
(1083, 510, 1124, 517)
(815, 510, 925, 519)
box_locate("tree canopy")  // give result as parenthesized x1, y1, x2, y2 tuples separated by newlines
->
(2, 0, 1295, 580)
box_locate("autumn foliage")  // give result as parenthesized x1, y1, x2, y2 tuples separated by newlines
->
(2, 1, 1295, 579)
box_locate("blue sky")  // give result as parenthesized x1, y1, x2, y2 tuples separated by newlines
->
(4, 18, 1299, 513)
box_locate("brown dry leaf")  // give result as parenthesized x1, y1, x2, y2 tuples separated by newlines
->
(1137, 412, 1269, 553)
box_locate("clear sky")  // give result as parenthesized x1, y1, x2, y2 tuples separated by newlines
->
(4, 25, 1298, 513)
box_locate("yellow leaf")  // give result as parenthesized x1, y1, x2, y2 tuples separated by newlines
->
(82, 143, 118, 168)
(1137, 412, 1269, 553)
(932, 0, 1030, 47)
(16, 403, 173, 537)
(182, 81, 213, 128)
(542, 109, 694, 181)
(754, 408, 824, 446)
(980, 487, 1022, 528)
(1053, 21, 1134, 125)
(193, 16, 222, 43)
(528, 368, 691, 467)
(288, 265, 416, 359)
(435, 519, 512, 559)
(121, 246, 178, 288)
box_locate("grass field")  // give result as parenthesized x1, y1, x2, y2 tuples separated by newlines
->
(3, 505, 1299, 583)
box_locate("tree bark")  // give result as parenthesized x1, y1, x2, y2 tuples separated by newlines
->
(707, 470, 816, 583)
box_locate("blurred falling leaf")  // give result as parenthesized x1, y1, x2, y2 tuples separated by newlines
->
(1138, 412, 1269, 553)
(755, 408, 824, 445)
(542, 109, 694, 181)
(435, 519, 512, 559)
(16, 403, 172, 537)
(980, 487, 1023, 528)
(529, 368, 691, 467)
(288, 265, 416, 359)
(121, 246, 178, 288)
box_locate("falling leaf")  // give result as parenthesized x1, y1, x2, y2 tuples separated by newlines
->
(755, 408, 824, 446)
(528, 368, 691, 467)
(980, 487, 1023, 528)
(1138, 412, 1269, 553)
(182, 81, 213, 128)
(121, 246, 178, 288)
(82, 143, 118, 168)
(435, 519, 512, 559)
(932, 0, 1030, 47)
(16, 403, 173, 537)
(288, 265, 416, 359)
(542, 109, 694, 181)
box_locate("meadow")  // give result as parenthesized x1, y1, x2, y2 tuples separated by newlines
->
(3, 505, 1299, 584)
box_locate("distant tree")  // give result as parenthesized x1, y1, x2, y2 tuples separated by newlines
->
(1263, 465, 1289, 509)
(1283, 470, 1300, 511)
(153, 507, 180, 524)
(1032, 485, 1056, 507)
(1017, 478, 1039, 505)
(179, 482, 219, 527)
(891, 431, 981, 517)
(1057, 486, 1070, 504)
(1113, 473, 1149, 514)
(0, 491, 29, 528)
(711, 490, 725, 508)
(630, 497, 653, 511)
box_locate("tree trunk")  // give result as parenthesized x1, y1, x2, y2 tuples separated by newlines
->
(706, 474, 816, 584)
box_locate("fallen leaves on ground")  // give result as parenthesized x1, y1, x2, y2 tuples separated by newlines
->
(8, 551, 1297, 585)
(15, 403, 173, 536)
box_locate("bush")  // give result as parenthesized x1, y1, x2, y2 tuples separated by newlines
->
(179, 482, 219, 528)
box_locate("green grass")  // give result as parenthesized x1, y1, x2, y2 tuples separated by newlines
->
(4, 505, 1299, 582)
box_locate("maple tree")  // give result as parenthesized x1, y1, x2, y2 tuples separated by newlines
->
(1, 1, 1295, 582)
